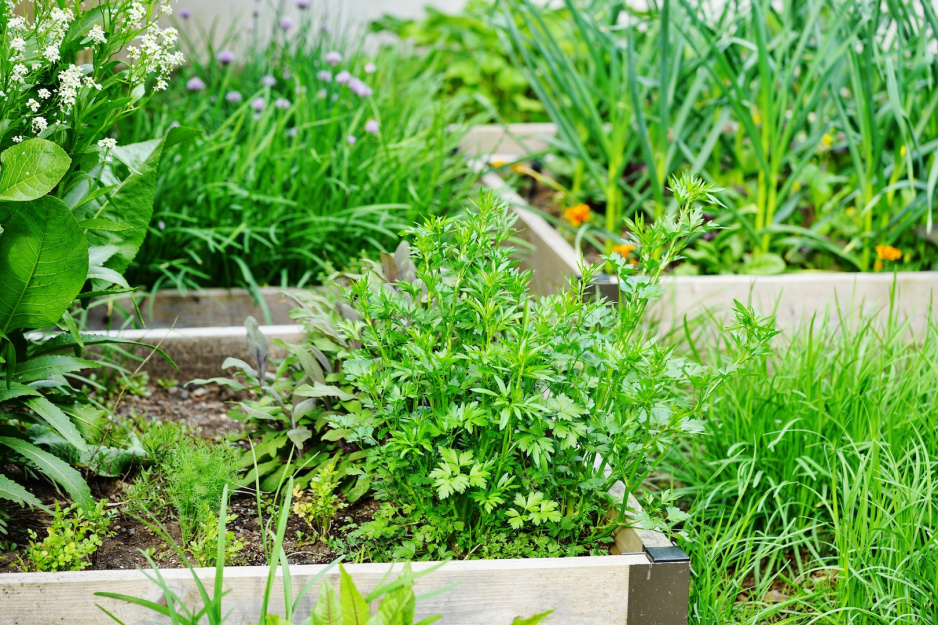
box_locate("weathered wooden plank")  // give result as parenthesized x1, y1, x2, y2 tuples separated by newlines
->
(83, 288, 305, 330)
(80, 325, 306, 380)
(0, 554, 650, 625)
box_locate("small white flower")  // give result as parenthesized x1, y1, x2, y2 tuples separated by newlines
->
(97, 138, 117, 150)
(32, 116, 48, 134)
(88, 24, 107, 45)
(11, 64, 28, 84)
(129, 2, 146, 23)
(43, 45, 61, 63)
(10, 37, 25, 53)
(12, 136, 23, 144)
(27, 99, 40, 113)
(160, 2, 173, 16)
(38, 89, 51, 99)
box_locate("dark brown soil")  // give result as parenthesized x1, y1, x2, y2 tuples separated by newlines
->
(0, 382, 380, 574)
(114, 381, 251, 439)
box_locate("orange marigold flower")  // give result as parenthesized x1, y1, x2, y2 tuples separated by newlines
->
(874, 260, 884, 272)
(564, 203, 591, 227)
(611, 244, 634, 257)
(875, 245, 902, 262)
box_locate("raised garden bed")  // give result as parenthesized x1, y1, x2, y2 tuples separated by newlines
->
(0, 487, 688, 625)
(82, 288, 307, 379)
(465, 124, 938, 333)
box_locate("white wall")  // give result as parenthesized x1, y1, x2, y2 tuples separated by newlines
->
(177, 0, 469, 42)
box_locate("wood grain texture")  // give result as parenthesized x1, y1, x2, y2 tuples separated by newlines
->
(0, 554, 650, 625)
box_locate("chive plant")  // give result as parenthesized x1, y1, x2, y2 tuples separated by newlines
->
(670, 303, 938, 622)
(117, 7, 480, 291)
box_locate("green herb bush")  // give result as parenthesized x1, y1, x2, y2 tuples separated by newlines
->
(23, 499, 113, 572)
(326, 185, 775, 559)
(370, 0, 574, 123)
(165, 437, 241, 544)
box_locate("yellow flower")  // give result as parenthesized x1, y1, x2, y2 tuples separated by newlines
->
(792, 180, 802, 192)
(490, 158, 506, 168)
(875, 245, 902, 262)
(510, 163, 527, 175)
(820, 133, 833, 149)
(611, 243, 634, 257)
(900, 145, 907, 158)
(752, 113, 762, 125)
(564, 203, 591, 227)
(874, 260, 884, 272)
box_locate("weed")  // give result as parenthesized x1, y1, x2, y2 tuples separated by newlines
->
(22, 500, 113, 572)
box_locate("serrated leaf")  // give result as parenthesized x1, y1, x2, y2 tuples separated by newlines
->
(0, 437, 91, 510)
(0, 472, 46, 510)
(0, 196, 89, 333)
(0, 139, 71, 201)
(25, 394, 88, 452)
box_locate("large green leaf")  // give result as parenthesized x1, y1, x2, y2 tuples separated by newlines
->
(0, 196, 89, 333)
(0, 139, 71, 202)
(0, 472, 46, 509)
(0, 436, 91, 509)
(81, 125, 199, 274)
(340, 565, 371, 625)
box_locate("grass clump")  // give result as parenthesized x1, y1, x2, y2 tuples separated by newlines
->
(671, 307, 938, 623)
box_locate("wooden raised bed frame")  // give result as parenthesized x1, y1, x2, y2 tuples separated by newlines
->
(0, 491, 689, 625)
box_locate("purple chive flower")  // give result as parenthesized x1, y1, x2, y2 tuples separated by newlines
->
(283, 70, 292, 80)
(347, 135, 357, 145)
(275, 98, 291, 110)
(365, 119, 379, 134)
(187, 76, 206, 91)
(317, 70, 332, 82)
(280, 17, 293, 30)
(335, 70, 351, 84)
(251, 97, 265, 111)
(321, 24, 333, 35)
(180, 8, 192, 18)
(348, 78, 372, 97)
(325, 51, 342, 66)
(261, 75, 276, 87)
(225, 91, 243, 103)
(217, 50, 235, 64)
(317, 88, 327, 98)
(365, 62, 376, 74)
(296, 0, 310, 7)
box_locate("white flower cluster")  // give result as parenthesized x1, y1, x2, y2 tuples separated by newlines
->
(2, 0, 182, 136)
(126, 21, 184, 92)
